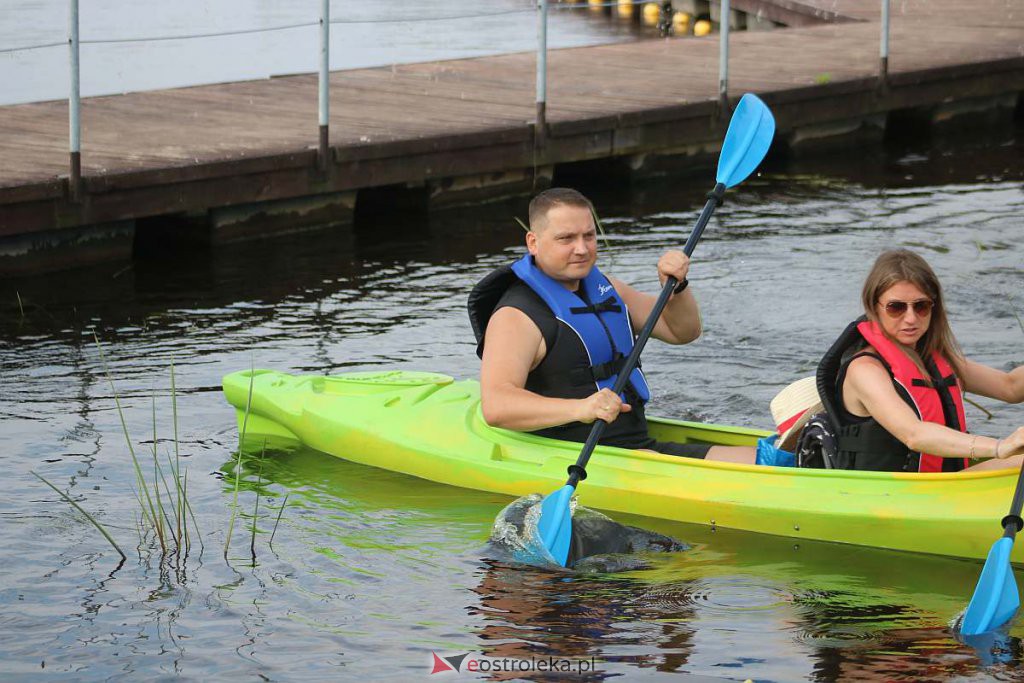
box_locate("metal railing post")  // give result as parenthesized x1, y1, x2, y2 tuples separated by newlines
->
(318, 0, 330, 171)
(536, 0, 548, 145)
(879, 0, 890, 88)
(719, 0, 730, 108)
(69, 0, 81, 200)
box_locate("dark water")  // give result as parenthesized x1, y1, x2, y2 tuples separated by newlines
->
(1, 124, 1023, 680)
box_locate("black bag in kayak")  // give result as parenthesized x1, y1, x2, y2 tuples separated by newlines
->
(794, 413, 845, 469)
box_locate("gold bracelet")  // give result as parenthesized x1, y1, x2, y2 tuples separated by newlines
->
(970, 435, 977, 459)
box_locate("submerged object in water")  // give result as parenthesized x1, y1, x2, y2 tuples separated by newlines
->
(490, 493, 688, 571)
(222, 369, 1023, 561)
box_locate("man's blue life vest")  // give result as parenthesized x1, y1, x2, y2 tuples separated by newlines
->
(508, 254, 651, 402)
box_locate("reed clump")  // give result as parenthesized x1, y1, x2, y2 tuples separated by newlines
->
(34, 339, 202, 569)
(224, 412, 291, 566)
(97, 339, 201, 564)
(36, 343, 291, 572)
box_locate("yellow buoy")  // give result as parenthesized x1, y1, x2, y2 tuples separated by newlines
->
(694, 18, 713, 36)
(642, 2, 661, 25)
(672, 10, 691, 33)
(617, 0, 634, 19)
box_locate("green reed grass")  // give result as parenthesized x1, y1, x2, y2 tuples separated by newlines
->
(1002, 293, 1024, 337)
(181, 470, 203, 553)
(250, 456, 265, 566)
(151, 393, 170, 550)
(94, 335, 163, 546)
(166, 362, 202, 555)
(270, 493, 289, 548)
(32, 472, 127, 561)
(590, 206, 613, 255)
(90, 338, 200, 564)
(171, 363, 186, 551)
(224, 368, 255, 560)
(154, 365, 204, 563)
(41, 342, 281, 570)
(133, 511, 144, 548)
(964, 395, 994, 420)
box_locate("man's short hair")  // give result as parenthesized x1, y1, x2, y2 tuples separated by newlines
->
(528, 188, 594, 231)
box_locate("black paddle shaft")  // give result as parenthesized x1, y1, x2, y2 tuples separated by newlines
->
(1001, 459, 1024, 539)
(565, 183, 727, 488)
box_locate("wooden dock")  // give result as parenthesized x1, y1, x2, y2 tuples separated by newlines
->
(0, 0, 1022, 274)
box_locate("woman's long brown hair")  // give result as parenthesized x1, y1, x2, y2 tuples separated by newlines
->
(861, 249, 965, 380)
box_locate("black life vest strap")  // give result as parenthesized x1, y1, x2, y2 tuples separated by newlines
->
(925, 358, 963, 433)
(568, 354, 628, 385)
(911, 373, 957, 388)
(838, 423, 910, 454)
(837, 422, 917, 472)
(850, 351, 884, 365)
(568, 296, 622, 315)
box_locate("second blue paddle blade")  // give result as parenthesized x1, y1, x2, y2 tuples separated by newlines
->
(537, 485, 575, 567)
(961, 537, 1021, 635)
(716, 93, 776, 189)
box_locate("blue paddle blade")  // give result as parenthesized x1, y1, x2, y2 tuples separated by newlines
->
(716, 93, 776, 189)
(961, 537, 1021, 635)
(536, 484, 575, 567)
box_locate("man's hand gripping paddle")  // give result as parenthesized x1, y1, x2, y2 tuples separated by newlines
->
(535, 93, 777, 566)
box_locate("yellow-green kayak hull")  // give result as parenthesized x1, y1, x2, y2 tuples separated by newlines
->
(222, 368, 1018, 562)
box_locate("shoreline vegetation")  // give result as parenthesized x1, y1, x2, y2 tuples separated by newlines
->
(32, 342, 289, 574)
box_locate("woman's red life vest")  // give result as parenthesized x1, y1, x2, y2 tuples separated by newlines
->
(857, 320, 969, 472)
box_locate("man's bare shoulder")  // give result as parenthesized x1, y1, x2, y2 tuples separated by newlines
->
(483, 305, 547, 373)
(489, 304, 539, 331)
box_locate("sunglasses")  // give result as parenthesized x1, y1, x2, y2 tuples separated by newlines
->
(881, 299, 934, 318)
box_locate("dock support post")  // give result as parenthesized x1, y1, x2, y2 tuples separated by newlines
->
(879, 0, 890, 89)
(68, 0, 81, 201)
(718, 0, 730, 110)
(318, 0, 330, 172)
(535, 0, 549, 146)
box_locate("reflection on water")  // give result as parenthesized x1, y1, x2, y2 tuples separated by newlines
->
(472, 513, 1024, 680)
(1, 124, 1022, 679)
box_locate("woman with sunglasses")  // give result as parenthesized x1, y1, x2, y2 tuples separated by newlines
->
(817, 249, 1024, 472)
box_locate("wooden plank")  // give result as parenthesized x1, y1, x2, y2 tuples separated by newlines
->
(0, 0, 1021, 224)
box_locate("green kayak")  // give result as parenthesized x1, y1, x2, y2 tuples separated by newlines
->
(222, 368, 1019, 562)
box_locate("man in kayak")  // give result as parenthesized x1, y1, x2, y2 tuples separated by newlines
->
(468, 187, 756, 463)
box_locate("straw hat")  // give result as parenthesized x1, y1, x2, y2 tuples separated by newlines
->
(770, 376, 824, 451)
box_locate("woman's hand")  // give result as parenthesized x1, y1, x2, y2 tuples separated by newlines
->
(577, 388, 632, 424)
(996, 427, 1024, 458)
